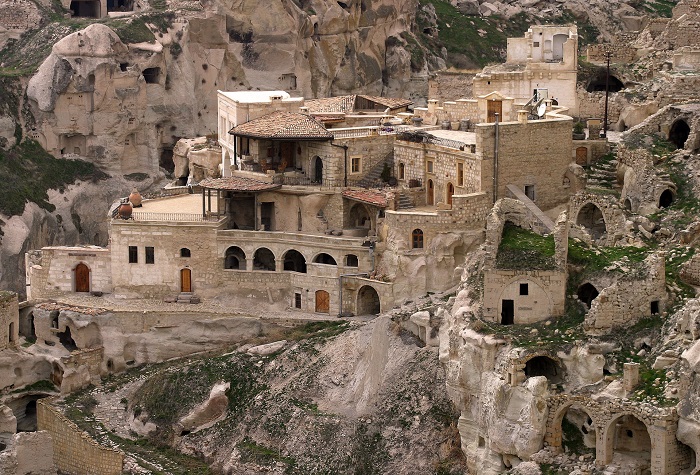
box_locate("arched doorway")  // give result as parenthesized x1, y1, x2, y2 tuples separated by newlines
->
(314, 156, 323, 183)
(446, 182, 454, 206)
(603, 414, 651, 468)
(253, 248, 276, 271)
(669, 119, 690, 149)
(315, 290, 330, 313)
(75, 263, 90, 293)
(283, 250, 307, 273)
(552, 33, 568, 61)
(357, 285, 380, 316)
(577, 283, 599, 309)
(348, 203, 371, 232)
(524, 356, 563, 384)
(576, 203, 606, 241)
(555, 404, 597, 457)
(224, 246, 246, 270)
(576, 147, 588, 166)
(180, 268, 192, 292)
(427, 179, 434, 205)
(8, 322, 15, 344)
(659, 189, 674, 208)
(586, 73, 624, 92)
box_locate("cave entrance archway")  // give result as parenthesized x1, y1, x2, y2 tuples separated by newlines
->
(576, 203, 607, 241)
(524, 356, 564, 384)
(57, 327, 77, 352)
(659, 189, 674, 208)
(604, 415, 651, 468)
(669, 119, 690, 149)
(586, 73, 624, 93)
(253, 248, 275, 271)
(556, 404, 597, 457)
(69, 0, 100, 17)
(577, 283, 599, 309)
(224, 246, 246, 270)
(357, 285, 381, 316)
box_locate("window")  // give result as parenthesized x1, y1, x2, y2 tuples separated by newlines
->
(346, 254, 359, 267)
(427, 160, 434, 174)
(180, 248, 191, 258)
(128, 246, 138, 263)
(525, 185, 535, 201)
(651, 301, 660, 315)
(145, 246, 155, 264)
(398, 162, 405, 180)
(294, 292, 302, 309)
(520, 283, 528, 296)
(412, 229, 424, 249)
(533, 41, 540, 47)
(457, 162, 464, 186)
(351, 156, 361, 173)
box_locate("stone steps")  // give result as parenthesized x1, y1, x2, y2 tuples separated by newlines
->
(397, 192, 414, 209)
(176, 292, 200, 304)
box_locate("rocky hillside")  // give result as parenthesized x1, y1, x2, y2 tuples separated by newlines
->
(57, 317, 466, 474)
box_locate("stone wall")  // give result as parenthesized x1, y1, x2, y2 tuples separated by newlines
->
(427, 71, 478, 103)
(0, 0, 42, 49)
(0, 431, 56, 475)
(585, 44, 637, 64)
(37, 398, 123, 475)
(25, 247, 112, 300)
(476, 117, 574, 211)
(57, 347, 104, 394)
(585, 253, 667, 332)
(0, 291, 19, 349)
(618, 145, 677, 216)
(569, 191, 628, 246)
(680, 254, 700, 285)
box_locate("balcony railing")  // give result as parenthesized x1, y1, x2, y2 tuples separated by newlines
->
(127, 212, 221, 222)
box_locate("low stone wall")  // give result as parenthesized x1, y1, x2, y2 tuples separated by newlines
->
(37, 398, 124, 475)
(58, 347, 104, 394)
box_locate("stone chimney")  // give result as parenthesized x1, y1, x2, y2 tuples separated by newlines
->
(299, 106, 309, 114)
(517, 110, 528, 124)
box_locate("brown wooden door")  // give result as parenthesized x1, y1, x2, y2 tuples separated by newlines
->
(576, 147, 588, 166)
(427, 179, 434, 205)
(447, 183, 454, 206)
(487, 100, 502, 123)
(180, 268, 192, 292)
(315, 290, 330, 313)
(75, 263, 90, 293)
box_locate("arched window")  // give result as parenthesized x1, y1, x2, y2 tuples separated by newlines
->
(313, 253, 337, 265)
(412, 229, 424, 249)
(224, 246, 246, 270)
(180, 248, 191, 258)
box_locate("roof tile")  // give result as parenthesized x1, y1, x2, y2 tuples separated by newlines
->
(230, 111, 332, 140)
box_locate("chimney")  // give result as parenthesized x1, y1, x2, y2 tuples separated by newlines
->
(517, 110, 528, 124)
(299, 106, 309, 115)
(623, 362, 640, 392)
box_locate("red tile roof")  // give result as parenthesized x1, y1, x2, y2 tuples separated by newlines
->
(357, 95, 412, 110)
(199, 177, 282, 192)
(342, 189, 388, 208)
(305, 95, 412, 114)
(229, 111, 333, 140)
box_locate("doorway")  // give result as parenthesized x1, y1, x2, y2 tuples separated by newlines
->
(501, 299, 514, 325)
(487, 100, 502, 123)
(315, 290, 330, 313)
(261, 202, 275, 231)
(180, 268, 192, 292)
(427, 179, 434, 205)
(75, 263, 90, 293)
(314, 156, 323, 183)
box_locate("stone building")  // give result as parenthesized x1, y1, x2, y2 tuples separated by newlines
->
(0, 291, 19, 350)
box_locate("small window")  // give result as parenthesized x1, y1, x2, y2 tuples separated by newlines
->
(128, 246, 138, 263)
(520, 283, 528, 296)
(533, 41, 540, 47)
(525, 185, 535, 201)
(145, 246, 155, 264)
(412, 229, 424, 249)
(398, 162, 405, 180)
(294, 292, 302, 309)
(651, 300, 660, 315)
(427, 160, 434, 174)
(351, 157, 361, 173)
(346, 254, 359, 267)
(457, 162, 464, 187)
(180, 248, 191, 258)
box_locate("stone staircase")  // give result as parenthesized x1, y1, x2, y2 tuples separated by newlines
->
(356, 156, 393, 188)
(176, 292, 200, 304)
(397, 191, 414, 210)
(586, 153, 619, 192)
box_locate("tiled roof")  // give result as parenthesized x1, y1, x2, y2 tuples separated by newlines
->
(305, 95, 412, 114)
(199, 177, 282, 192)
(229, 111, 333, 140)
(357, 95, 413, 110)
(342, 189, 388, 208)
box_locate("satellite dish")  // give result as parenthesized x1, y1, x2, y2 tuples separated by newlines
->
(536, 102, 546, 117)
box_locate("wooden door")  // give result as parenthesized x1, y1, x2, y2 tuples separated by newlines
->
(180, 268, 192, 292)
(487, 100, 502, 123)
(280, 142, 293, 171)
(576, 147, 588, 166)
(315, 290, 330, 313)
(427, 179, 434, 205)
(75, 263, 90, 292)
(447, 183, 454, 206)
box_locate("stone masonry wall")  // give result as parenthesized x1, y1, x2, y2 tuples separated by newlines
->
(428, 70, 478, 103)
(0, 0, 42, 49)
(0, 291, 19, 349)
(58, 347, 104, 394)
(476, 117, 574, 211)
(25, 247, 112, 300)
(680, 254, 700, 285)
(37, 398, 123, 475)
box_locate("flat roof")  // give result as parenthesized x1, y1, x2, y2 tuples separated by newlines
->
(218, 90, 294, 103)
(135, 193, 219, 213)
(423, 129, 477, 145)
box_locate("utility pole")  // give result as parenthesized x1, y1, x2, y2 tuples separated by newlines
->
(603, 50, 612, 138)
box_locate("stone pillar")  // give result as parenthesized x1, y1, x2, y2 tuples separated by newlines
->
(245, 257, 254, 271)
(275, 258, 283, 272)
(623, 362, 640, 392)
(587, 119, 601, 139)
(517, 110, 528, 124)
